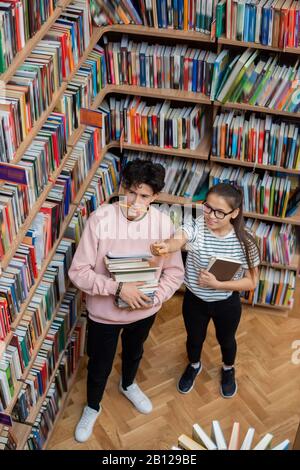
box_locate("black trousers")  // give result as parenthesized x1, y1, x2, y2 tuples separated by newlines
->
(183, 289, 242, 366)
(87, 314, 156, 411)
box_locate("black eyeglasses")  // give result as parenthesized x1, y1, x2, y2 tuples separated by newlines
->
(203, 202, 235, 220)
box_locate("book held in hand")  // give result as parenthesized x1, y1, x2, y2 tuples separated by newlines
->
(207, 256, 243, 282)
(104, 252, 159, 308)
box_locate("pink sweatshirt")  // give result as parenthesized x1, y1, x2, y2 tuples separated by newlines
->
(68, 202, 184, 324)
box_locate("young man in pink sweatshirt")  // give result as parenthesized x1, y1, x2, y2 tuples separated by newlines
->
(68, 159, 184, 442)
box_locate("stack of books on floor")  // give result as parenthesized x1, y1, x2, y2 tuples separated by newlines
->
(104, 253, 158, 308)
(173, 421, 290, 450)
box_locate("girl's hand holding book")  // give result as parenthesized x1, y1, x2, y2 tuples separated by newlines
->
(198, 270, 220, 289)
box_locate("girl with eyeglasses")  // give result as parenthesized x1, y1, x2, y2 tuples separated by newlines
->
(151, 183, 260, 398)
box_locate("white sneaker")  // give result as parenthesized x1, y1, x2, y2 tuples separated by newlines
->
(74, 405, 101, 443)
(119, 382, 153, 414)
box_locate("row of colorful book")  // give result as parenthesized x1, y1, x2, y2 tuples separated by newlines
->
(0, 149, 120, 340)
(91, 0, 216, 35)
(217, 0, 300, 49)
(122, 151, 297, 265)
(103, 35, 216, 95)
(209, 163, 299, 218)
(0, 0, 58, 73)
(11, 291, 84, 424)
(57, 44, 107, 139)
(212, 111, 300, 170)
(99, 97, 206, 150)
(213, 48, 300, 112)
(122, 151, 210, 199)
(24, 316, 86, 450)
(174, 421, 290, 450)
(0, 243, 78, 410)
(0, 0, 92, 161)
(245, 219, 296, 266)
(0, 314, 87, 449)
(0, 124, 106, 260)
(242, 266, 296, 307)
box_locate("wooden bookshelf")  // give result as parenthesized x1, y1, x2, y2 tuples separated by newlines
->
(0, 0, 72, 83)
(210, 157, 300, 176)
(106, 24, 215, 43)
(1, 146, 78, 271)
(122, 134, 211, 160)
(217, 36, 283, 53)
(241, 299, 291, 312)
(25, 316, 81, 426)
(43, 360, 82, 450)
(284, 46, 300, 55)
(103, 84, 212, 105)
(261, 254, 300, 272)
(9, 316, 84, 450)
(215, 101, 300, 119)
(1, 10, 300, 450)
(13, 357, 82, 450)
(1, 282, 70, 421)
(243, 210, 300, 227)
(11, 25, 105, 165)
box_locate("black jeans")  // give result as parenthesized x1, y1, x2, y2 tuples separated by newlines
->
(87, 314, 156, 411)
(183, 289, 242, 366)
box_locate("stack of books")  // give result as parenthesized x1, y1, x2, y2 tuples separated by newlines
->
(173, 421, 290, 450)
(104, 253, 159, 308)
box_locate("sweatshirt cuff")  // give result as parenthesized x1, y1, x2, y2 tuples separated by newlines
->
(106, 279, 119, 296)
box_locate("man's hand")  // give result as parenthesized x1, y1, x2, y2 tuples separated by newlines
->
(198, 270, 220, 289)
(119, 282, 153, 310)
(150, 241, 169, 256)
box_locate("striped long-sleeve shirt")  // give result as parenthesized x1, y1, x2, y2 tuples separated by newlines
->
(181, 216, 260, 302)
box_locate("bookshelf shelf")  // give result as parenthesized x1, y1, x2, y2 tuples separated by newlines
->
(260, 254, 300, 272)
(122, 134, 211, 160)
(284, 46, 300, 54)
(210, 157, 300, 175)
(106, 24, 215, 43)
(156, 192, 193, 206)
(243, 210, 300, 226)
(215, 101, 300, 119)
(1, 8, 300, 449)
(242, 299, 291, 312)
(104, 84, 212, 105)
(217, 36, 283, 53)
(0, 0, 72, 83)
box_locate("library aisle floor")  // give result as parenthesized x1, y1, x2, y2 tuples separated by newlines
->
(47, 289, 300, 450)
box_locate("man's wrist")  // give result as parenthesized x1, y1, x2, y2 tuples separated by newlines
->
(115, 282, 124, 300)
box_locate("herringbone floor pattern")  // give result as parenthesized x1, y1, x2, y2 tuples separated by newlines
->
(47, 291, 300, 450)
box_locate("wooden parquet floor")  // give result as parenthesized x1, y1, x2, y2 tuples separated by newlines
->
(47, 291, 300, 450)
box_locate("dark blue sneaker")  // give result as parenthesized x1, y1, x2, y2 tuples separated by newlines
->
(220, 367, 237, 398)
(177, 363, 202, 394)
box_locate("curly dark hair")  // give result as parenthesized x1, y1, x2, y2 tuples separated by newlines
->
(121, 159, 165, 194)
